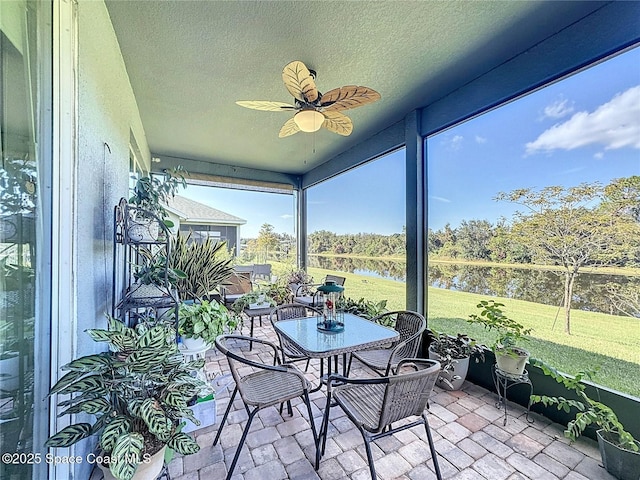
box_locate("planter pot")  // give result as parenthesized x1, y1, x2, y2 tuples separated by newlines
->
(181, 336, 209, 352)
(428, 347, 470, 390)
(98, 445, 166, 480)
(495, 347, 529, 376)
(127, 217, 160, 243)
(597, 429, 640, 480)
(129, 282, 167, 300)
(182, 396, 217, 433)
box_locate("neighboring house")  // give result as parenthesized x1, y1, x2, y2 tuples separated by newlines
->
(164, 195, 246, 256)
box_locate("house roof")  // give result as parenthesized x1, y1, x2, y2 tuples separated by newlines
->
(164, 195, 246, 226)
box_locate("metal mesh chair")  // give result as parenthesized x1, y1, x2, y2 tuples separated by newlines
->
(292, 274, 346, 307)
(270, 304, 322, 371)
(347, 310, 426, 376)
(316, 358, 442, 480)
(213, 335, 318, 480)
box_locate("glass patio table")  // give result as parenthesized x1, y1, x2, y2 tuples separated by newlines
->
(272, 313, 399, 390)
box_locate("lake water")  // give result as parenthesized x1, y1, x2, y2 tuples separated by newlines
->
(308, 255, 637, 315)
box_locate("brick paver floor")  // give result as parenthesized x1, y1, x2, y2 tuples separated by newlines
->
(139, 319, 616, 480)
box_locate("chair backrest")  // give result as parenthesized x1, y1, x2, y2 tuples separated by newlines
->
(214, 334, 280, 398)
(270, 304, 322, 356)
(376, 310, 426, 358)
(223, 271, 252, 295)
(378, 358, 440, 427)
(324, 274, 346, 286)
(252, 264, 272, 282)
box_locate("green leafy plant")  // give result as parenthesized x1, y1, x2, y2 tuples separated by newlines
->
(46, 316, 210, 480)
(337, 296, 388, 321)
(427, 329, 485, 389)
(530, 358, 638, 452)
(129, 166, 187, 227)
(178, 300, 236, 345)
(230, 289, 276, 317)
(168, 231, 234, 301)
(467, 300, 531, 353)
(133, 249, 186, 287)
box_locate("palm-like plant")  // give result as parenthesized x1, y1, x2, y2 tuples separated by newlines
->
(168, 232, 234, 301)
(46, 316, 210, 480)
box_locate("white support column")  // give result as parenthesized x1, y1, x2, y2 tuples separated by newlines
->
(50, 0, 78, 478)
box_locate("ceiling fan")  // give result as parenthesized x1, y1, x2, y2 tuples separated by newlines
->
(236, 61, 381, 138)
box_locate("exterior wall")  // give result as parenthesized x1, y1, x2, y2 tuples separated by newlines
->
(59, 1, 151, 478)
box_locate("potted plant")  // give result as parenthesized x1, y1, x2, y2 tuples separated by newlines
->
(168, 231, 234, 302)
(427, 329, 485, 390)
(130, 249, 186, 300)
(337, 296, 388, 320)
(230, 290, 276, 317)
(177, 299, 236, 351)
(467, 299, 531, 375)
(127, 166, 187, 241)
(46, 316, 211, 480)
(285, 268, 314, 299)
(530, 359, 639, 480)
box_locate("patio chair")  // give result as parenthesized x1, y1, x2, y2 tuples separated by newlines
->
(316, 358, 442, 480)
(220, 271, 252, 308)
(252, 263, 272, 283)
(270, 303, 322, 371)
(213, 335, 319, 480)
(347, 310, 426, 377)
(292, 274, 346, 308)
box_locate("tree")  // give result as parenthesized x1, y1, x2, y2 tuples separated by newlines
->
(496, 177, 640, 334)
(457, 219, 494, 260)
(256, 223, 279, 261)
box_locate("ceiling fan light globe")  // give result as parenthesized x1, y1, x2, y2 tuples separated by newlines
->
(294, 110, 324, 132)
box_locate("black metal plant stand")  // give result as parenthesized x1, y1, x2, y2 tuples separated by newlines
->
(492, 365, 535, 426)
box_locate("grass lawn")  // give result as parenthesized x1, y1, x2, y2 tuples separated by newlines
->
(270, 261, 640, 397)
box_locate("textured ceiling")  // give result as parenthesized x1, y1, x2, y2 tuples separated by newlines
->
(105, 1, 610, 175)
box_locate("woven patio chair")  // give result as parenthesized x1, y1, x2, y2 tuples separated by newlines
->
(347, 310, 426, 376)
(292, 274, 346, 308)
(270, 303, 322, 371)
(316, 358, 442, 480)
(213, 335, 318, 480)
(220, 271, 252, 308)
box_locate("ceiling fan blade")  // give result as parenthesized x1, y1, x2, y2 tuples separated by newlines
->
(322, 111, 353, 136)
(278, 117, 301, 138)
(320, 86, 381, 111)
(282, 61, 319, 103)
(236, 101, 296, 112)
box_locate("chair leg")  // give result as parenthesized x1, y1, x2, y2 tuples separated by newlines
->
(213, 386, 238, 446)
(226, 406, 259, 480)
(304, 358, 310, 372)
(422, 413, 442, 480)
(301, 390, 319, 469)
(361, 432, 377, 480)
(346, 354, 353, 376)
(316, 391, 333, 469)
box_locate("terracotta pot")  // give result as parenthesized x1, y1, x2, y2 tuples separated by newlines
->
(495, 347, 529, 376)
(97, 445, 166, 480)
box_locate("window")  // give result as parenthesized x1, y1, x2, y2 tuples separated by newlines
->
(306, 149, 407, 310)
(426, 46, 640, 396)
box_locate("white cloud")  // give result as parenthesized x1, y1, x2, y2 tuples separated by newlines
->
(526, 85, 640, 155)
(475, 135, 487, 144)
(430, 196, 451, 203)
(594, 152, 604, 159)
(280, 214, 293, 219)
(449, 135, 464, 150)
(542, 98, 574, 119)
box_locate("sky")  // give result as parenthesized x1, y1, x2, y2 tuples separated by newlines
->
(182, 46, 639, 238)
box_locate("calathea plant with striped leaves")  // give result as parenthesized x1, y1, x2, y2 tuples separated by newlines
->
(46, 316, 210, 480)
